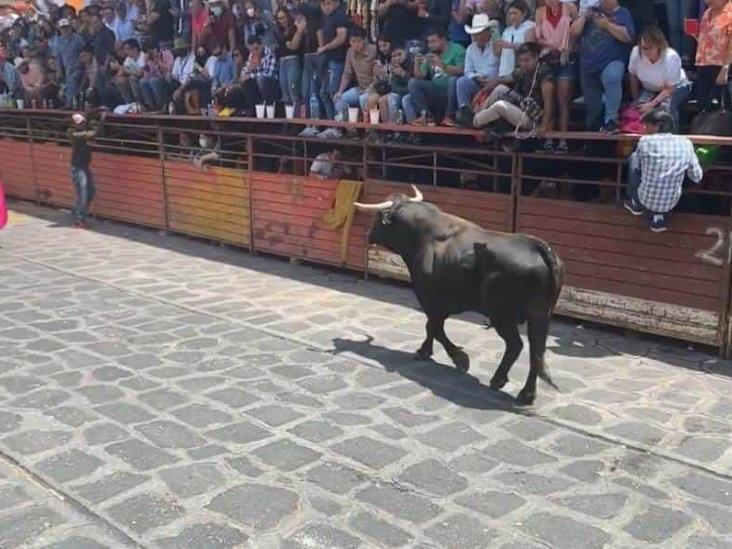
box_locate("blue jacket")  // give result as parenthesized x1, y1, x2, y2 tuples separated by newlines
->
(212, 53, 236, 88)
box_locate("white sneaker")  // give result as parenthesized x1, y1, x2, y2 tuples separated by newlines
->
(299, 126, 320, 137)
(317, 127, 343, 139)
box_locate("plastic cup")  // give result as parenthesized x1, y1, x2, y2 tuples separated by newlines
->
(266, 104, 275, 119)
(369, 109, 380, 125)
(348, 107, 359, 124)
(255, 104, 265, 119)
(16, 99, 24, 110)
(285, 104, 295, 119)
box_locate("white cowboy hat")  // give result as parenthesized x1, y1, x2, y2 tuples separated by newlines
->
(465, 13, 499, 35)
(71, 113, 86, 125)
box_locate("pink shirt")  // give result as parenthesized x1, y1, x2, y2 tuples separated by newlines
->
(535, 4, 573, 54)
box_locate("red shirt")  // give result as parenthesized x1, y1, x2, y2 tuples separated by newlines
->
(191, 7, 209, 46)
(204, 9, 235, 51)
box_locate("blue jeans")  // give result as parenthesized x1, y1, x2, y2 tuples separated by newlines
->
(279, 55, 302, 113)
(302, 52, 323, 118)
(140, 77, 167, 110)
(665, 0, 695, 57)
(335, 86, 363, 119)
(406, 78, 449, 122)
(453, 75, 480, 114)
(580, 60, 625, 129)
(71, 166, 96, 221)
(64, 65, 83, 106)
(320, 60, 345, 120)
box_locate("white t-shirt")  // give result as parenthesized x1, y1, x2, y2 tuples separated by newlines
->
(123, 53, 146, 75)
(310, 153, 334, 177)
(628, 46, 687, 93)
(499, 20, 536, 77)
(204, 55, 218, 80)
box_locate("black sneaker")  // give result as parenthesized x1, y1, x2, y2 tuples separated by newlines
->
(624, 199, 644, 216)
(600, 120, 619, 134)
(455, 106, 474, 127)
(650, 214, 668, 233)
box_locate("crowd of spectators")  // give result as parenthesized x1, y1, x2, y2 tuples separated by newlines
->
(0, 0, 730, 149)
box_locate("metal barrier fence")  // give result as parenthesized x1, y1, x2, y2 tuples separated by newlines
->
(2, 110, 732, 354)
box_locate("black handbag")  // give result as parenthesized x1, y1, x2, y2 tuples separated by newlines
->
(691, 93, 732, 136)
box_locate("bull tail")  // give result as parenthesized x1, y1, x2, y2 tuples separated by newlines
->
(538, 368, 560, 392)
(536, 241, 565, 314)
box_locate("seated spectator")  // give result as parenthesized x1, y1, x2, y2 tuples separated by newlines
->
(141, 42, 174, 111)
(275, 8, 304, 114)
(45, 57, 63, 106)
(624, 107, 703, 233)
(363, 42, 413, 122)
(203, 0, 236, 54)
(693, 0, 732, 112)
(403, 28, 466, 125)
(629, 26, 691, 130)
(180, 45, 214, 113)
(317, 0, 350, 121)
(232, 35, 279, 112)
(240, 1, 277, 49)
(0, 48, 22, 100)
(310, 148, 344, 178)
(56, 17, 86, 107)
(333, 28, 376, 126)
(472, 42, 554, 135)
(571, 0, 635, 133)
(533, 0, 577, 153)
(170, 39, 196, 111)
(190, 0, 209, 51)
(112, 38, 146, 105)
(447, 14, 499, 126)
(497, 0, 535, 77)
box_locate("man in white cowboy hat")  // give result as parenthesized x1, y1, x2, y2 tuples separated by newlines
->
(67, 110, 106, 228)
(445, 13, 500, 125)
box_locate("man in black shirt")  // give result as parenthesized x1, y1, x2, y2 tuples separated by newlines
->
(317, 0, 349, 121)
(148, 0, 176, 47)
(67, 111, 106, 228)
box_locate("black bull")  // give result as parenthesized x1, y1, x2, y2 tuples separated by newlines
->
(355, 186, 565, 406)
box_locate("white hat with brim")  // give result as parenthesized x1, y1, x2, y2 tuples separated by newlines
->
(58, 18, 71, 27)
(71, 113, 86, 125)
(14, 57, 27, 67)
(465, 14, 498, 35)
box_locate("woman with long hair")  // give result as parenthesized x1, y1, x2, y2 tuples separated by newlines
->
(274, 7, 304, 113)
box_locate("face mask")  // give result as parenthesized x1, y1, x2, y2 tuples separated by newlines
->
(211, 6, 222, 16)
(246, 7, 255, 17)
(232, 4, 240, 16)
(199, 137, 209, 148)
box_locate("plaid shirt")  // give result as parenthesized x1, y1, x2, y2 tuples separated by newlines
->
(241, 47, 276, 80)
(636, 133, 703, 213)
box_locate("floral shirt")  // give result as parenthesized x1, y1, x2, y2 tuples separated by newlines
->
(145, 49, 174, 79)
(696, 2, 732, 66)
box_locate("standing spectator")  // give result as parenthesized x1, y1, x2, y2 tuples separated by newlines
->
(448, 14, 499, 125)
(275, 8, 305, 114)
(90, 12, 116, 68)
(629, 26, 691, 128)
(240, 1, 277, 49)
(77, 46, 100, 105)
(111, 2, 138, 43)
(112, 38, 146, 104)
(203, 0, 236, 53)
(693, 0, 732, 112)
(103, 6, 117, 36)
(449, 0, 471, 47)
(16, 57, 47, 105)
(148, 0, 176, 48)
(7, 23, 29, 60)
(0, 48, 22, 100)
(190, 0, 209, 51)
(472, 42, 554, 133)
(377, 0, 420, 44)
(333, 27, 376, 129)
(534, 0, 577, 153)
(141, 42, 174, 110)
(56, 18, 86, 108)
(403, 28, 465, 125)
(571, 0, 635, 132)
(418, 0, 453, 38)
(67, 111, 106, 229)
(297, 1, 324, 121)
(170, 0, 192, 43)
(497, 0, 535, 77)
(241, 35, 279, 107)
(316, 0, 349, 121)
(624, 107, 703, 232)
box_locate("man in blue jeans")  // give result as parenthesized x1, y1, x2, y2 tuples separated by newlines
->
(571, 0, 635, 133)
(315, 0, 349, 137)
(67, 111, 106, 229)
(624, 108, 702, 233)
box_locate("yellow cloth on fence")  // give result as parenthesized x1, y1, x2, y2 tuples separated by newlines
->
(322, 179, 364, 264)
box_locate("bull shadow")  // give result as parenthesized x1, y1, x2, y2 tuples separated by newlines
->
(330, 335, 520, 411)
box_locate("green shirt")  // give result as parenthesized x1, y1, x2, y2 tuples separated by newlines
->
(420, 42, 466, 88)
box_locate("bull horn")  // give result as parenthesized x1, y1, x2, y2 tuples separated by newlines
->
(353, 200, 394, 211)
(409, 185, 423, 202)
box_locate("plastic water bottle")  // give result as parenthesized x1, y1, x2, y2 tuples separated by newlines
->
(387, 94, 398, 124)
(309, 76, 320, 120)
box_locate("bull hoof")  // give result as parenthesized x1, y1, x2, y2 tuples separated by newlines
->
(452, 349, 470, 373)
(489, 375, 509, 390)
(413, 349, 433, 361)
(515, 389, 536, 407)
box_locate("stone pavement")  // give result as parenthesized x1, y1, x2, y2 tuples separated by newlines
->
(1, 202, 732, 549)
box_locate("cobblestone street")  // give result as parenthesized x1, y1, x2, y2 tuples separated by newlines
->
(2, 202, 732, 548)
